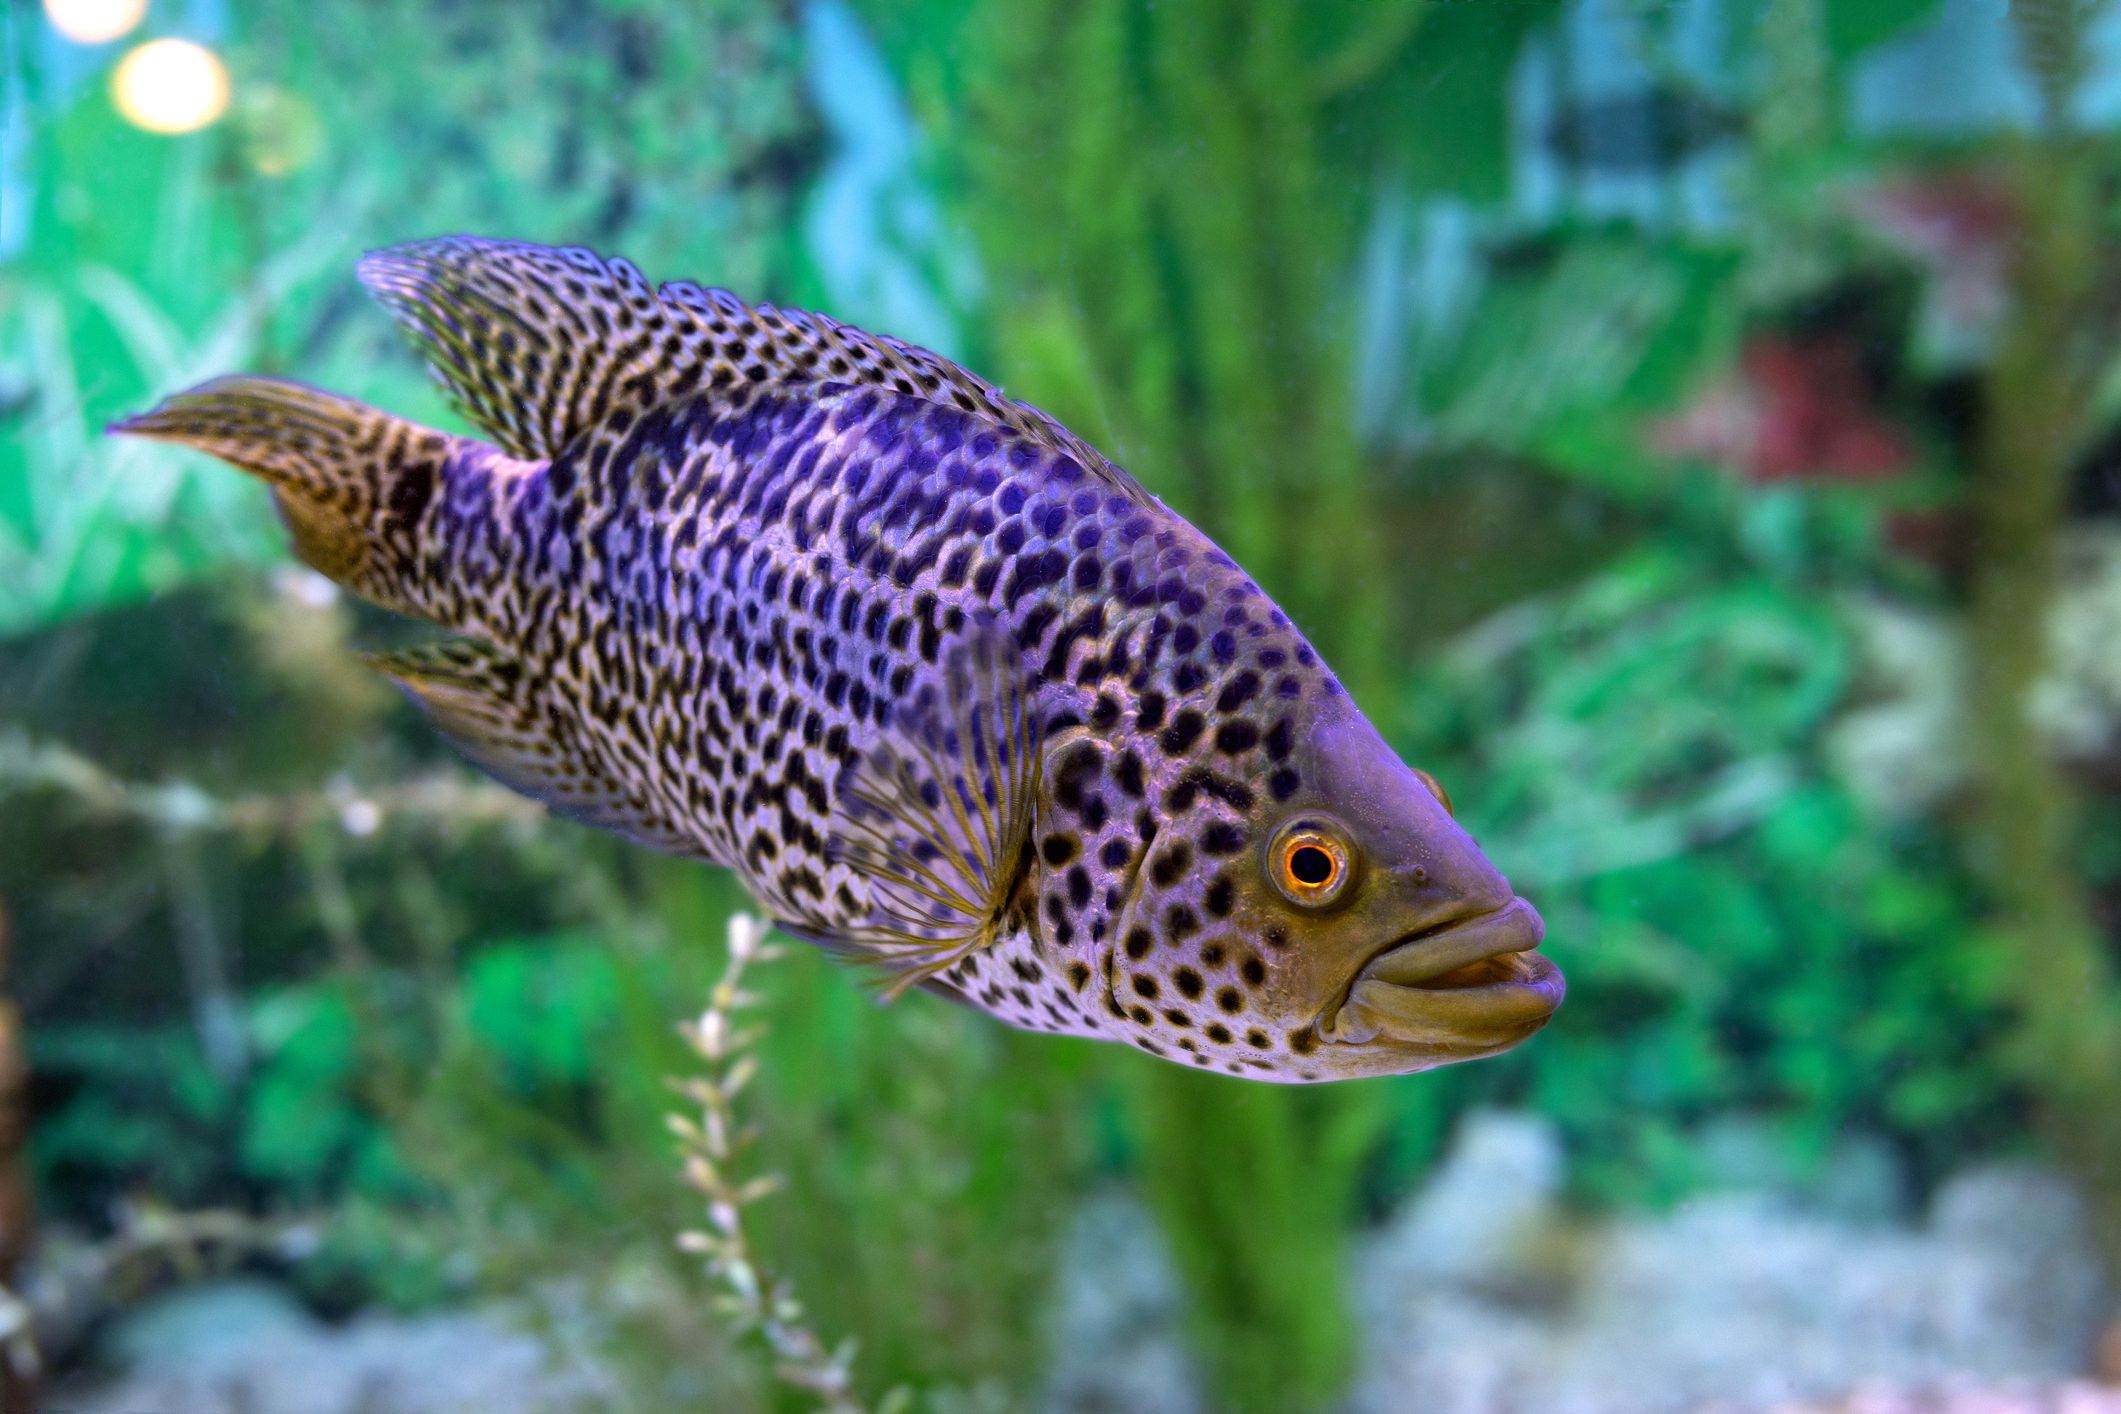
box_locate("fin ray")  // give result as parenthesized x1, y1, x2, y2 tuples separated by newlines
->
(814, 625, 1043, 997)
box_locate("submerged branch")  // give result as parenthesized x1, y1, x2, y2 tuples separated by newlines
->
(9, 1202, 317, 1383)
(0, 729, 540, 839)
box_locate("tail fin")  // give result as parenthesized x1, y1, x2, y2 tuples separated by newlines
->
(110, 375, 463, 616)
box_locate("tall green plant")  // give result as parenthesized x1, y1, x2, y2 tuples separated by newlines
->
(1959, 0, 2121, 1260)
(850, 2, 1555, 1406)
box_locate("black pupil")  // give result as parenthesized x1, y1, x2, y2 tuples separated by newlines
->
(1289, 844, 1334, 887)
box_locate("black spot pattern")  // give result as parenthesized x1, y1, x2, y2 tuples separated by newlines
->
(135, 238, 1374, 1078)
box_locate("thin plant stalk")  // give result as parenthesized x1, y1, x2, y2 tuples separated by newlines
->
(1965, 133, 2121, 1261)
(669, 913, 900, 1414)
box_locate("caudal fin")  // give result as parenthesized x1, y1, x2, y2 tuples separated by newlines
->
(110, 375, 464, 616)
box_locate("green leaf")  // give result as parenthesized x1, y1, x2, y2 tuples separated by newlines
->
(241, 987, 366, 1187)
(1393, 1, 1564, 201)
(459, 935, 622, 1090)
(1822, 0, 1943, 59)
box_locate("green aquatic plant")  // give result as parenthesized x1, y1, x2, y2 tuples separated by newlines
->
(1394, 546, 2021, 1204)
(1958, 0, 2121, 1261)
(0, 0, 815, 632)
(670, 912, 880, 1414)
(16, 0, 2121, 1405)
(844, 1, 1557, 1405)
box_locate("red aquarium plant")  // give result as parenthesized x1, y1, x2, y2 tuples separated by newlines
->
(1652, 332, 1913, 485)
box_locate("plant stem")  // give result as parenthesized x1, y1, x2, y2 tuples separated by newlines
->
(672, 913, 881, 1414)
(1965, 136, 2121, 1260)
(1128, 1068, 1370, 1414)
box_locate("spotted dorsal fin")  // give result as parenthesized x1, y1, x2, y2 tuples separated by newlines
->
(365, 638, 711, 861)
(356, 237, 1152, 506)
(811, 626, 1044, 998)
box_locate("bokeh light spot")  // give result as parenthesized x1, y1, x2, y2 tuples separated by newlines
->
(41, 0, 146, 45)
(111, 37, 230, 135)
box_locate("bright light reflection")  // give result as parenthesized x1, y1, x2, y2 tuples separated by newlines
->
(111, 38, 229, 135)
(42, 0, 147, 45)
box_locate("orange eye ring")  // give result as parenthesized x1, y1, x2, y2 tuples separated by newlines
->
(1268, 820, 1354, 908)
(1413, 767, 1453, 816)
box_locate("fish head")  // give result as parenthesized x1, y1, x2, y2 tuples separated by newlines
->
(1103, 695, 1561, 1081)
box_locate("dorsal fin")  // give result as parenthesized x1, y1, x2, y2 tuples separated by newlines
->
(356, 237, 1152, 506)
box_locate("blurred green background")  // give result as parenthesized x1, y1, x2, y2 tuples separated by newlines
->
(7, 0, 2121, 1410)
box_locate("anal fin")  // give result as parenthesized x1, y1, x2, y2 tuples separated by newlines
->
(366, 639, 710, 860)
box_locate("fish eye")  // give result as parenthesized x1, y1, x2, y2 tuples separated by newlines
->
(1413, 767, 1453, 816)
(1289, 845, 1334, 886)
(1268, 820, 1354, 908)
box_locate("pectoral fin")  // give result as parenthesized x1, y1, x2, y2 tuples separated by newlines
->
(817, 627, 1043, 997)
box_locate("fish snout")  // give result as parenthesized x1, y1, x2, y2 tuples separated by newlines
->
(1319, 896, 1562, 1052)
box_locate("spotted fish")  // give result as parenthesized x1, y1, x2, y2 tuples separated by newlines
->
(111, 238, 1563, 1082)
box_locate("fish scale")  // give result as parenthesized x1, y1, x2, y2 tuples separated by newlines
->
(112, 236, 1564, 1083)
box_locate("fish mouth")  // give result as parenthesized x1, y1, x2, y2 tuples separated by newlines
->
(1318, 897, 1563, 1051)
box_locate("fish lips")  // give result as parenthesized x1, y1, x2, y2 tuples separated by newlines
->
(1318, 896, 1563, 1052)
